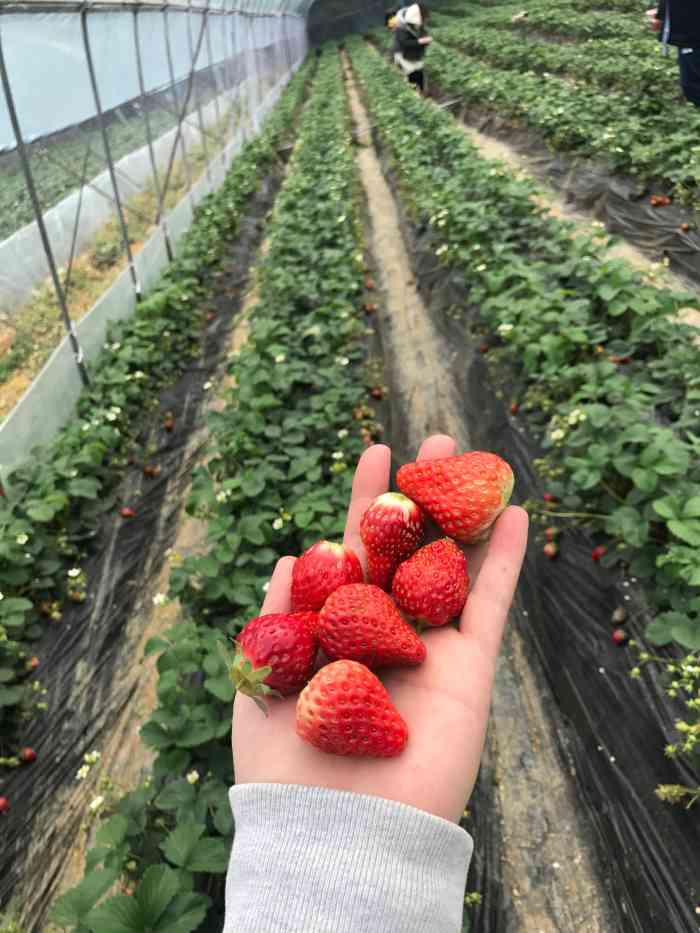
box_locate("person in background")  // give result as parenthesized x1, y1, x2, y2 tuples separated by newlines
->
(647, 1, 700, 106)
(392, 3, 433, 94)
(223, 436, 529, 933)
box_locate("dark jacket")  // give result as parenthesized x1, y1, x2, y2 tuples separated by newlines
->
(656, 1, 700, 48)
(392, 23, 427, 62)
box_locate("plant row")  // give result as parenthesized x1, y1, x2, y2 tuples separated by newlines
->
(0, 60, 311, 769)
(50, 49, 378, 933)
(349, 38, 699, 793)
(403, 32, 700, 205)
(442, 0, 642, 40)
(431, 15, 678, 102)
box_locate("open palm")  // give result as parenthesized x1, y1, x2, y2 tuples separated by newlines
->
(232, 435, 528, 824)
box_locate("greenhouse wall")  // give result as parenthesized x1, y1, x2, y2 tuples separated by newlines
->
(0, 3, 307, 478)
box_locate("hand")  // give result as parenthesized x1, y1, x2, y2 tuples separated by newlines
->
(232, 435, 528, 823)
(418, 35, 433, 45)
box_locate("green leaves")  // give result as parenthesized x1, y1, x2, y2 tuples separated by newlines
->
(161, 822, 229, 874)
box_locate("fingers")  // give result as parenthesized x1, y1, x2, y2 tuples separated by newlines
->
(343, 444, 392, 569)
(459, 506, 529, 660)
(416, 434, 457, 461)
(260, 555, 296, 614)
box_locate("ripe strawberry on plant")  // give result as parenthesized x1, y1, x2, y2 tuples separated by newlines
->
(19, 748, 36, 764)
(319, 583, 426, 668)
(296, 659, 408, 757)
(392, 539, 469, 627)
(291, 541, 363, 613)
(612, 628, 627, 645)
(396, 451, 514, 545)
(0, 797, 8, 814)
(230, 612, 319, 711)
(544, 526, 559, 541)
(360, 492, 424, 589)
(591, 545, 607, 561)
(543, 542, 558, 559)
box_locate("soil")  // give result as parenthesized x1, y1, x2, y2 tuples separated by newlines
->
(343, 56, 618, 933)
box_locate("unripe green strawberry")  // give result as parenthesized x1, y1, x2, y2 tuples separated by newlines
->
(296, 660, 408, 757)
(397, 451, 514, 544)
(291, 541, 363, 613)
(392, 539, 469, 627)
(319, 583, 426, 668)
(230, 612, 318, 709)
(360, 492, 424, 590)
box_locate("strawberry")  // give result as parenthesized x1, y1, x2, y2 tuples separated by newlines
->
(392, 539, 469, 627)
(364, 302, 378, 314)
(231, 612, 318, 706)
(291, 541, 364, 613)
(680, 222, 691, 233)
(396, 451, 514, 545)
(120, 507, 136, 519)
(612, 628, 627, 645)
(543, 542, 558, 559)
(360, 492, 424, 589)
(591, 545, 607, 561)
(370, 386, 384, 400)
(510, 402, 519, 415)
(364, 276, 376, 291)
(543, 492, 557, 503)
(544, 526, 559, 541)
(19, 748, 36, 764)
(479, 343, 489, 354)
(0, 797, 8, 814)
(27, 656, 39, 671)
(319, 583, 426, 668)
(296, 659, 408, 757)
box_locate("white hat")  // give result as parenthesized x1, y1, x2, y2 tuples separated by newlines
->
(403, 3, 422, 27)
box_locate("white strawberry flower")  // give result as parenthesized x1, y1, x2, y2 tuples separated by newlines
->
(262, 581, 270, 593)
(16, 534, 28, 546)
(497, 323, 514, 336)
(76, 765, 90, 781)
(0, 592, 4, 601)
(337, 429, 349, 439)
(550, 428, 566, 442)
(332, 451, 344, 460)
(186, 770, 200, 785)
(275, 354, 286, 364)
(203, 381, 213, 390)
(84, 750, 101, 765)
(153, 593, 167, 607)
(88, 796, 105, 812)
(68, 568, 81, 579)
(335, 356, 350, 366)
(272, 518, 284, 530)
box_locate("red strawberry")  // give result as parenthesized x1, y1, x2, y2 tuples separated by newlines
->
(479, 343, 489, 354)
(510, 402, 519, 414)
(27, 656, 39, 671)
(591, 545, 607, 561)
(296, 659, 408, 757)
(360, 492, 424, 589)
(319, 583, 426, 668)
(19, 748, 36, 764)
(680, 222, 691, 233)
(396, 451, 514, 545)
(543, 492, 557, 503)
(612, 628, 627, 645)
(0, 797, 8, 814)
(370, 386, 384, 400)
(543, 542, 559, 559)
(544, 526, 559, 541)
(120, 507, 136, 519)
(392, 539, 469, 627)
(231, 612, 318, 706)
(291, 541, 364, 613)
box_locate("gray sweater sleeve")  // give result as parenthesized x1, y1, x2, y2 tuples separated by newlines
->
(224, 783, 473, 933)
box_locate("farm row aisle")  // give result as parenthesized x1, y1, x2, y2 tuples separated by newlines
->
(347, 33, 699, 933)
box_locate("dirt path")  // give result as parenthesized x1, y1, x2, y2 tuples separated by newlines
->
(344, 58, 617, 932)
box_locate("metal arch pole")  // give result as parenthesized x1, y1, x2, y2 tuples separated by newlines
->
(205, 0, 226, 166)
(222, 1, 238, 152)
(0, 25, 89, 387)
(187, 0, 211, 183)
(133, 6, 173, 258)
(159, 11, 209, 210)
(163, 4, 194, 203)
(81, 7, 141, 300)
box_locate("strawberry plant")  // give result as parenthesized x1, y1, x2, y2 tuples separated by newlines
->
(0, 60, 312, 769)
(348, 36, 699, 803)
(50, 50, 375, 931)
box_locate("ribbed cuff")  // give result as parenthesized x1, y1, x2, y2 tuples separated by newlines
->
(224, 783, 473, 933)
